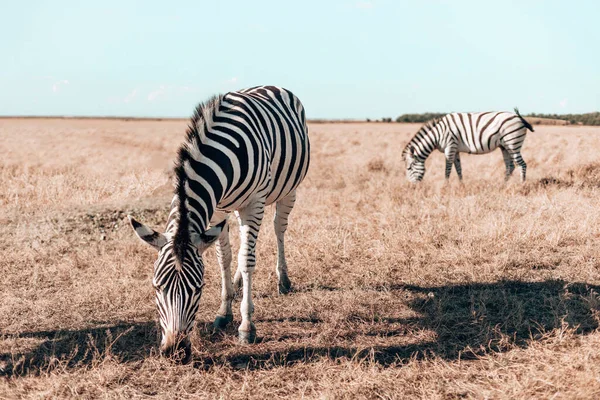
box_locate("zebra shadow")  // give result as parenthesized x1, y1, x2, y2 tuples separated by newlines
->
(2, 280, 599, 375)
(192, 279, 600, 370)
(0, 321, 158, 377)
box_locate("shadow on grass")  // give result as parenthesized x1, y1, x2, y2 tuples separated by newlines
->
(0, 321, 157, 377)
(196, 279, 600, 370)
(2, 280, 599, 376)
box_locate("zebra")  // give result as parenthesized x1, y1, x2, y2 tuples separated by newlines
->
(402, 108, 534, 183)
(128, 86, 310, 362)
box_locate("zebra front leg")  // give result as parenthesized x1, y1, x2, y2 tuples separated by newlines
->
(444, 147, 457, 180)
(511, 152, 527, 182)
(501, 147, 515, 181)
(236, 200, 265, 344)
(453, 153, 463, 181)
(274, 191, 296, 294)
(214, 221, 234, 330)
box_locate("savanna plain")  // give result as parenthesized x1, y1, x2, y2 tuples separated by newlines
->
(2, 118, 600, 399)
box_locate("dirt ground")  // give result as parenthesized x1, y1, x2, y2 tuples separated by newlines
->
(1, 118, 600, 399)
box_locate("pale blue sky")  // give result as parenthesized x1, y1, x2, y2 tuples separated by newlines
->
(2, 0, 599, 118)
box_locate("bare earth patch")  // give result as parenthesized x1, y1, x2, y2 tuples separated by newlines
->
(1, 119, 600, 399)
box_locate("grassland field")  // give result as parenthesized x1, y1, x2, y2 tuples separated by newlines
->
(1, 118, 600, 399)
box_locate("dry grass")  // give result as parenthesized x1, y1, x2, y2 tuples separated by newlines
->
(1, 119, 600, 399)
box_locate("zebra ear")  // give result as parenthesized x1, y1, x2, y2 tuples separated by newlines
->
(192, 220, 226, 253)
(128, 215, 167, 250)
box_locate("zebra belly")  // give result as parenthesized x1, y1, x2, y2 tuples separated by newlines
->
(264, 174, 301, 205)
(215, 173, 270, 212)
(213, 173, 302, 213)
(457, 141, 498, 154)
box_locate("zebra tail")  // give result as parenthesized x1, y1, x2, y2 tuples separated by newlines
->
(514, 107, 534, 132)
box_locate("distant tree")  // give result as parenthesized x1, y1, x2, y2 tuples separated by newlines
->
(525, 112, 600, 126)
(395, 113, 446, 123)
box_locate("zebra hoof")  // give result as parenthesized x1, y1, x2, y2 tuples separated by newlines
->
(278, 276, 292, 295)
(213, 314, 233, 330)
(238, 328, 257, 344)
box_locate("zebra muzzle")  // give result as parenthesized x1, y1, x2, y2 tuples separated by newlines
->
(160, 333, 192, 363)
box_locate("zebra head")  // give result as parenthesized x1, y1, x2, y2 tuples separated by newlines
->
(404, 145, 425, 183)
(127, 216, 224, 363)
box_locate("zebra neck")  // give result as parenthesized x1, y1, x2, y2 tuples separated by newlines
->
(166, 192, 215, 236)
(411, 134, 439, 160)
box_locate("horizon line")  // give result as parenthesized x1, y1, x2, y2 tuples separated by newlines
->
(0, 110, 597, 122)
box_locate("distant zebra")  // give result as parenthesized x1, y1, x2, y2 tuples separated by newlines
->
(128, 86, 310, 362)
(402, 108, 534, 182)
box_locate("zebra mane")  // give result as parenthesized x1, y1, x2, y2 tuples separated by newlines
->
(172, 94, 224, 263)
(402, 118, 441, 161)
(185, 94, 224, 145)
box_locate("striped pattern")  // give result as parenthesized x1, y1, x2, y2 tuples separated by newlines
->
(402, 108, 534, 182)
(129, 86, 310, 360)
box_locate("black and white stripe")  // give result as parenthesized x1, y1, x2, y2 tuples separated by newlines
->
(129, 86, 310, 360)
(402, 108, 534, 182)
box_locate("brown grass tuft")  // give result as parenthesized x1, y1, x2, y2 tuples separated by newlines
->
(367, 157, 388, 173)
(568, 162, 600, 187)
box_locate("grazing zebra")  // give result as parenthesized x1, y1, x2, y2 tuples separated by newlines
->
(128, 86, 310, 362)
(402, 108, 534, 182)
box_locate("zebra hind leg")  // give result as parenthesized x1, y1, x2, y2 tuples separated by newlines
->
(453, 154, 463, 181)
(214, 221, 234, 330)
(274, 191, 297, 294)
(511, 152, 527, 182)
(501, 147, 515, 181)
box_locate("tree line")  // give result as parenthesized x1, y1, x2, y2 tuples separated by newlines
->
(368, 112, 600, 126)
(526, 112, 600, 126)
